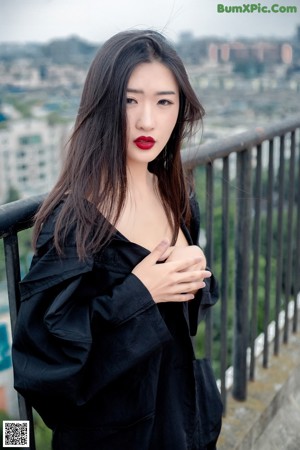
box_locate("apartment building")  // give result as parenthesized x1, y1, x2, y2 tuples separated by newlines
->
(0, 119, 70, 203)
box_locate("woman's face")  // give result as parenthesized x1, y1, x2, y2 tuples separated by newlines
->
(126, 60, 180, 168)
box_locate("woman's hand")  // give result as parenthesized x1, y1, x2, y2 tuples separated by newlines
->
(163, 245, 206, 270)
(165, 245, 208, 294)
(132, 240, 211, 303)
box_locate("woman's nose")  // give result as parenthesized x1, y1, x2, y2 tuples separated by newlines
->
(136, 105, 155, 131)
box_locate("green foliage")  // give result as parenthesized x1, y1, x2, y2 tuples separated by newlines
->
(33, 411, 52, 450)
(47, 111, 69, 125)
(0, 229, 33, 283)
(193, 165, 236, 376)
(18, 229, 34, 278)
(192, 160, 296, 378)
(0, 409, 10, 441)
(5, 186, 21, 203)
(9, 98, 33, 118)
(4, 94, 42, 119)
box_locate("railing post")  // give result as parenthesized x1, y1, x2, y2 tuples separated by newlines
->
(274, 135, 285, 355)
(3, 234, 36, 450)
(233, 148, 252, 401)
(250, 144, 262, 380)
(293, 135, 300, 334)
(283, 131, 295, 344)
(220, 156, 229, 413)
(263, 139, 274, 368)
(205, 162, 214, 359)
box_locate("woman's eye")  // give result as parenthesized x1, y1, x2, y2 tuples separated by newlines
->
(158, 99, 173, 106)
(126, 98, 137, 104)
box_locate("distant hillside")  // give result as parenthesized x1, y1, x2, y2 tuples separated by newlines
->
(0, 36, 99, 66)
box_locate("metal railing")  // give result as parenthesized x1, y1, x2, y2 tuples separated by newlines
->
(182, 115, 300, 412)
(0, 116, 300, 448)
(0, 195, 46, 450)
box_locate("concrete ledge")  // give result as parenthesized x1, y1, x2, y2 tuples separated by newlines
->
(218, 327, 300, 450)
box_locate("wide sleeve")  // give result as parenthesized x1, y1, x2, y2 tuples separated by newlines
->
(46, 269, 172, 404)
(13, 257, 172, 408)
(187, 192, 219, 336)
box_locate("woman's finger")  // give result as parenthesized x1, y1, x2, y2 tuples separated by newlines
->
(141, 239, 171, 265)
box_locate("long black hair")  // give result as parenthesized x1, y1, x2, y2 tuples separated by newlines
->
(33, 29, 205, 259)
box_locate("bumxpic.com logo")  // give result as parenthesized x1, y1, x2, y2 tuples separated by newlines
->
(217, 2, 298, 14)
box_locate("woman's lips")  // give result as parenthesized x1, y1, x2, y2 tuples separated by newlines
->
(134, 136, 155, 150)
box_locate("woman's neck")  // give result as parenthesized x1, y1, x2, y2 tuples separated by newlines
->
(126, 163, 157, 198)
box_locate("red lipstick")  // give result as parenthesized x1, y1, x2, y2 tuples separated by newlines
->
(134, 136, 155, 150)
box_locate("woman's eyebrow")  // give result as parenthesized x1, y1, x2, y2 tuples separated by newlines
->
(156, 90, 176, 95)
(127, 88, 176, 95)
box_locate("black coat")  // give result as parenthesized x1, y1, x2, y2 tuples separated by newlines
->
(12, 196, 222, 450)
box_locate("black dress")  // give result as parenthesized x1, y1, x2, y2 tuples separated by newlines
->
(12, 197, 222, 450)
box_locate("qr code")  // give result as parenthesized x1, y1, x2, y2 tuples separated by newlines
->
(2, 421, 29, 448)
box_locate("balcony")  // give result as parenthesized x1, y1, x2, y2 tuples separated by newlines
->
(1, 115, 300, 449)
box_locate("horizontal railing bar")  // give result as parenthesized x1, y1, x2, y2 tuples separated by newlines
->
(0, 193, 47, 238)
(182, 115, 300, 167)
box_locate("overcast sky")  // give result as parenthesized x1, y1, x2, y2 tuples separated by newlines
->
(0, 0, 299, 44)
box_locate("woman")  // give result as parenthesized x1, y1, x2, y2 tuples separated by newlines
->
(12, 30, 222, 449)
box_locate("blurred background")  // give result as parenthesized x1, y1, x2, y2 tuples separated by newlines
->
(0, 0, 300, 203)
(0, 0, 299, 203)
(0, 1, 300, 445)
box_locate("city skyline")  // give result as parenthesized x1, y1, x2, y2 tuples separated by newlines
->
(0, 0, 299, 45)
